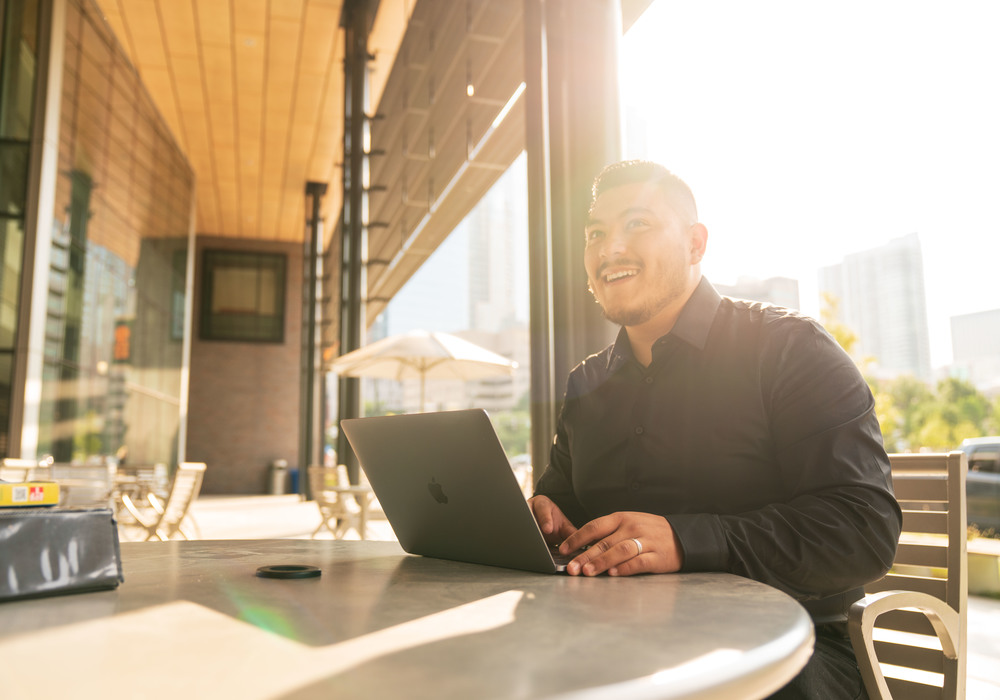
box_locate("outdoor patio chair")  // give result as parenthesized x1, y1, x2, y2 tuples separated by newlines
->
(119, 462, 206, 541)
(848, 451, 967, 699)
(0, 458, 39, 482)
(308, 465, 364, 539)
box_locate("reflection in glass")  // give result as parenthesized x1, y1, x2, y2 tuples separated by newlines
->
(33, 0, 194, 467)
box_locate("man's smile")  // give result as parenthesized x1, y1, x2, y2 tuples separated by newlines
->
(604, 269, 639, 283)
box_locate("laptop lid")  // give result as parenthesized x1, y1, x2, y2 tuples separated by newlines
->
(340, 409, 563, 574)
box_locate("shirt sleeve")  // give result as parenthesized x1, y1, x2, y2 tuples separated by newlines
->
(669, 318, 902, 602)
(533, 372, 593, 529)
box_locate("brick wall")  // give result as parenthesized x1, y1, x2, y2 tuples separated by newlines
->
(186, 236, 303, 494)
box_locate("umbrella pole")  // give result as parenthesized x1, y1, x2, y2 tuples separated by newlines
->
(420, 374, 426, 412)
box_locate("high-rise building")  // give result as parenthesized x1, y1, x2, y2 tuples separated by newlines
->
(375, 160, 530, 414)
(469, 163, 525, 333)
(951, 309, 1000, 395)
(715, 276, 800, 310)
(820, 233, 932, 380)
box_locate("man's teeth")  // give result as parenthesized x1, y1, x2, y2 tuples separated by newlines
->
(605, 270, 638, 282)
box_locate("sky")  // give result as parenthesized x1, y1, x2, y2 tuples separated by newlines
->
(619, 0, 1000, 369)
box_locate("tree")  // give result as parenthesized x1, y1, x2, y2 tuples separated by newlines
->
(915, 377, 993, 450)
(872, 375, 934, 452)
(820, 293, 862, 359)
(490, 409, 531, 457)
(819, 294, 997, 450)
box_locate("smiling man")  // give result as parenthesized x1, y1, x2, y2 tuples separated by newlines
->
(529, 160, 901, 699)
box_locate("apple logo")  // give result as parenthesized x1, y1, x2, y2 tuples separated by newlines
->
(427, 477, 448, 504)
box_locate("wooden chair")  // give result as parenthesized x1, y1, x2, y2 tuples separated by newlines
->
(119, 462, 206, 541)
(308, 465, 364, 539)
(848, 451, 967, 699)
(0, 458, 39, 482)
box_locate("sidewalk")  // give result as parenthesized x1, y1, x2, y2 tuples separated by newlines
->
(187, 493, 396, 541)
(185, 494, 1000, 698)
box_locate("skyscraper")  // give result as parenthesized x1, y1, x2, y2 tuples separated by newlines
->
(820, 233, 932, 380)
(951, 309, 1000, 394)
(468, 163, 524, 333)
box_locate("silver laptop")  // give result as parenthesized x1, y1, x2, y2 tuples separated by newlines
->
(340, 409, 570, 573)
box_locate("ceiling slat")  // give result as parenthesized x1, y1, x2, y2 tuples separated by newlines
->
(91, 0, 408, 246)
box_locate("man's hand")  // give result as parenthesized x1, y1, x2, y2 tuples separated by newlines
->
(528, 495, 578, 545)
(559, 512, 683, 577)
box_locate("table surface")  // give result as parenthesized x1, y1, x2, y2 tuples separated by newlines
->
(0, 539, 813, 700)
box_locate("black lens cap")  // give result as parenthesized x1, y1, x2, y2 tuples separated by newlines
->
(256, 564, 321, 579)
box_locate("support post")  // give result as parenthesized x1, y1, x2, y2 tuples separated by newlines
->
(302, 181, 327, 496)
(524, 0, 622, 483)
(337, 0, 373, 483)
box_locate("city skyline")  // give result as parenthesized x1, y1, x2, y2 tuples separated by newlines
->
(620, 0, 1000, 370)
(384, 167, 989, 384)
(382, 1, 1000, 377)
(820, 233, 932, 381)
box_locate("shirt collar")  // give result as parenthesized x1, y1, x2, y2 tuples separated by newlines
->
(670, 276, 722, 351)
(607, 277, 722, 371)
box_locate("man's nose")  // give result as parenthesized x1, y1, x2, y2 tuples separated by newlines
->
(600, 225, 628, 258)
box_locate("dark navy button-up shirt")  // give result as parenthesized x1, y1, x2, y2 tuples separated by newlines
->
(535, 277, 901, 620)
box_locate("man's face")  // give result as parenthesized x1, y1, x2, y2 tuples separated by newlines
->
(584, 182, 700, 328)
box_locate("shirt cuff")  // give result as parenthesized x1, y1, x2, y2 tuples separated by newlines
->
(666, 512, 730, 572)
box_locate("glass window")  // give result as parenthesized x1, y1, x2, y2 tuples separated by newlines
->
(365, 154, 531, 488)
(200, 250, 286, 343)
(0, 141, 29, 215)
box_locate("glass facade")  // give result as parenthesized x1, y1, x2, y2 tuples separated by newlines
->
(0, 0, 40, 456)
(32, 0, 194, 465)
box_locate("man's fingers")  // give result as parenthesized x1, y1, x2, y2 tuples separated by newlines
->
(566, 536, 638, 576)
(559, 514, 620, 554)
(529, 496, 577, 543)
(560, 512, 681, 576)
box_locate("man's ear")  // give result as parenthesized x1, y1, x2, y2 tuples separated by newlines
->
(689, 223, 708, 264)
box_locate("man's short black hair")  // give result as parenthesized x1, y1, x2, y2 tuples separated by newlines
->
(589, 160, 698, 224)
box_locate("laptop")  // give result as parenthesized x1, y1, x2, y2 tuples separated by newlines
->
(340, 409, 572, 573)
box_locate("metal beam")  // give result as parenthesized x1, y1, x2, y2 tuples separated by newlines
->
(302, 181, 327, 495)
(337, 0, 373, 482)
(524, 0, 621, 483)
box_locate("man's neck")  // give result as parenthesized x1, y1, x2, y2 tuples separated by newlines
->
(625, 275, 701, 367)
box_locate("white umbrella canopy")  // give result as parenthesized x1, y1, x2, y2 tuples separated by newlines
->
(329, 330, 518, 410)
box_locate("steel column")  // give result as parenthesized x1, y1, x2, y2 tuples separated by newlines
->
(337, 0, 372, 482)
(524, 0, 622, 481)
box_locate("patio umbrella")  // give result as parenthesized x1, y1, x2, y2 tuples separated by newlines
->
(329, 330, 518, 410)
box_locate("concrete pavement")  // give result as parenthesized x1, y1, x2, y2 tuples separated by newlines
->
(182, 494, 1000, 698)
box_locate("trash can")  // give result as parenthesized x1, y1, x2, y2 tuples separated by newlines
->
(269, 460, 288, 495)
(288, 467, 300, 495)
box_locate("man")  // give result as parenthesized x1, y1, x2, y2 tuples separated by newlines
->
(529, 160, 901, 699)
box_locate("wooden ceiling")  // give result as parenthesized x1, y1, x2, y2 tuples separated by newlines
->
(93, 0, 414, 244)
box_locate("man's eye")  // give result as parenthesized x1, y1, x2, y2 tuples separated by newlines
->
(625, 218, 648, 230)
(585, 229, 604, 242)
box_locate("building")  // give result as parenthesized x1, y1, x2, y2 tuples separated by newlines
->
(952, 309, 1000, 395)
(820, 233, 932, 381)
(4, 0, 642, 492)
(714, 276, 800, 310)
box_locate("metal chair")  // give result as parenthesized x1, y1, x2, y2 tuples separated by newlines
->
(848, 451, 967, 699)
(119, 462, 207, 541)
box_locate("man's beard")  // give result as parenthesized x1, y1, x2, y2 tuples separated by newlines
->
(590, 269, 687, 327)
(596, 296, 658, 327)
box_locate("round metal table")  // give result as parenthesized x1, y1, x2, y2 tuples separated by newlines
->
(0, 539, 813, 699)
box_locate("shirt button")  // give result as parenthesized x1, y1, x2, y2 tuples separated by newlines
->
(630, 482, 641, 491)
(634, 426, 644, 435)
(644, 376, 654, 385)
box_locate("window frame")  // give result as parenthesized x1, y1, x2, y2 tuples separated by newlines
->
(199, 249, 287, 344)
